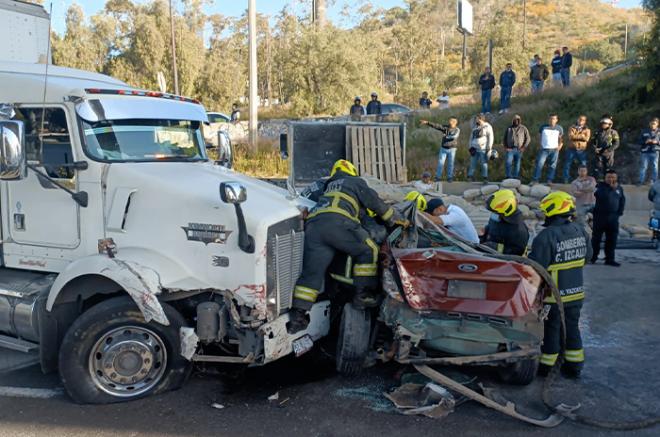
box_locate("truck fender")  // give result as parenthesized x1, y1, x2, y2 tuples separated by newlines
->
(46, 255, 169, 325)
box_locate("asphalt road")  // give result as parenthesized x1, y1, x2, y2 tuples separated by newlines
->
(1, 249, 659, 437)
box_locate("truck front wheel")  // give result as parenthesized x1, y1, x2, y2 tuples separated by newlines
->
(335, 303, 372, 376)
(58, 296, 190, 404)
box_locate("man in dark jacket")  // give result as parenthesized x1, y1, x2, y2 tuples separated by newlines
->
(592, 115, 620, 179)
(288, 159, 400, 333)
(638, 117, 660, 185)
(498, 63, 516, 114)
(419, 91, 432, 109)
(503, 114, 530, 179)
(479, 67, 496, 114)
(366, 92, 382, 115)
(350, 96, 365, 118)
(551, 49, 563, 85)
(561, 46, 573, 87)
(481, 189, 529, 255)
(420, 117, 461, 182)
(591, 169, 625, 266)
(530, 57, 549, 94)
(530, 191, 591, 378)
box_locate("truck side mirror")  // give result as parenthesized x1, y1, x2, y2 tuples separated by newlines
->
(220, 181, 246, 204)
(219, 182, 254, 253)
(0, 120, 27, 181)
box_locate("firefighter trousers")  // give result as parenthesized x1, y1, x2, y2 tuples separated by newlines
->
(541, 301, 584, 372)
(292, 214, 379, 310)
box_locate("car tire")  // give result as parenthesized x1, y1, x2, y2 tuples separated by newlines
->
(335, 303, 371, 376)
(498, 358, 539, 385)
(58, 296, 190, 404)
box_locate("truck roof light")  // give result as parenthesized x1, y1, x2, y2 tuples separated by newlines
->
(84, 88, 201, 105)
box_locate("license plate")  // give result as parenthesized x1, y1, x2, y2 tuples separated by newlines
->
(447, 280, 487, 299)
(292, 334, 314, 357)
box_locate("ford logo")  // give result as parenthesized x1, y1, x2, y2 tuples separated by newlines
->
(458, 263, 478, 272)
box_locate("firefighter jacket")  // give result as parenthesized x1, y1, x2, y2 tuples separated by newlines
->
(528, 216, 592, 304)
(307, 173, 394, 224)
(482, 210, 529, 256)
(592, 128, 620, 156)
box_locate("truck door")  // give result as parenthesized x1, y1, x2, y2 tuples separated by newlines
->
(3, 106, 80, 248)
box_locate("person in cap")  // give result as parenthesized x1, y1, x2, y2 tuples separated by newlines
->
(350, 96, 365, 118)
(366, 92, 382, 115)
(592, 115, 620, 180)
(481, 189, 529, 256)
(529, 191, 591, 378)
(423, 198, 479, 243)
(288, 159, 401, 334)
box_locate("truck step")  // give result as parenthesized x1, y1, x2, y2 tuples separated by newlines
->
(0, 334, 39, 353)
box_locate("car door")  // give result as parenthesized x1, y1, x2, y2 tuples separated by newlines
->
(3, 105, 80, 249)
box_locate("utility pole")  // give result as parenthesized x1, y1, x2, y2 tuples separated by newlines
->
(623, 23, 628, 60)
(461, 31, 467, 71)
(168, 0, 179, 95)
(487, 39, 493, 70)
(313, 0, 327, 27)
(522, 0, 527, 51)
(248, 0, 258, 148)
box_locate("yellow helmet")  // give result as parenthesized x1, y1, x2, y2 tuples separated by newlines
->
(539, 191, 576, 217)
(486, 189, 517, 217)
(331, 159, 358, 177)
(405, 191, 428, 211)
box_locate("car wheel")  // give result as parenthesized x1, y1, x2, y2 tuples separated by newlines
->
(498, 358, 539, 385)
(58, 296, 190, 404)
(335, 303, 371, 376)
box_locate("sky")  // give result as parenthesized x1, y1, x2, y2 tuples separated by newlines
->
(49, 0, 643, 35)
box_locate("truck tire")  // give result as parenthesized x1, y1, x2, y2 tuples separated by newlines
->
(335, 303, 371, 376)
(498, 358, 539, 385)
(58, 296, 190, 404)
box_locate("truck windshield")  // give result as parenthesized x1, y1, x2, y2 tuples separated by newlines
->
(81, 119, 206, 162)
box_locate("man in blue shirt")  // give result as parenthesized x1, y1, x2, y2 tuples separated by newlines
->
(551, 50, 562, 85)
(638, 117, 660, 185)
(498, 63, 516, 114)
(478, 67, 495, 114)
(561, 46, 573, 87)
(532, 114, 564, 184)
(419, 91, 432, 109)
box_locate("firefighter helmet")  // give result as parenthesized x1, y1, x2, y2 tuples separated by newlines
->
(486, 189, 517, 217)
(330, 159, 358, 177)
(405, 191, 427, 211)
(539, 191, 576, 217)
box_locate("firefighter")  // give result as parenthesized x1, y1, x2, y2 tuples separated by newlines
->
(481, 189, 529, 256)
(404, 190, 428, 212)
(288, 159, 400, 334)
(529, 191, 592, 378)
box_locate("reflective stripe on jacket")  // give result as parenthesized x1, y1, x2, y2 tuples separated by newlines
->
(528, 217, 592, 304)
(307, 173, 393, 223)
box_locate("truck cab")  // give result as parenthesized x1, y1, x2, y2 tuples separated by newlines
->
(0, 61, 329, 403)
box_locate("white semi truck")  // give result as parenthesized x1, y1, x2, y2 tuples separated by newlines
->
(0, 60, 333, 403)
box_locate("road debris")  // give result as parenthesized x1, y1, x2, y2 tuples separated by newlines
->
(210, 402, 225, 410)
(267, 392, 279, 402)
(385, 383, 455, 419)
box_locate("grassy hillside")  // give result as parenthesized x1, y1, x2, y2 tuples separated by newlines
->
(406, 68, 660, 184)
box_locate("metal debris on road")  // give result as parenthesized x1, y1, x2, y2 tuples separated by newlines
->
(268, 391, 279, 402)
(385, 383, 456, 419)
(210, 402, 225, 410)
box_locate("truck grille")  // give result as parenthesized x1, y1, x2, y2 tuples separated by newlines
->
(267, 217, 305, 314)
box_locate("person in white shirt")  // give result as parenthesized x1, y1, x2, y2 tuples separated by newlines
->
(532, 113, 564, 184)
(467, 114, 494, 183)
(437, 90, 450, 109)
(423, 198, 479, 243)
